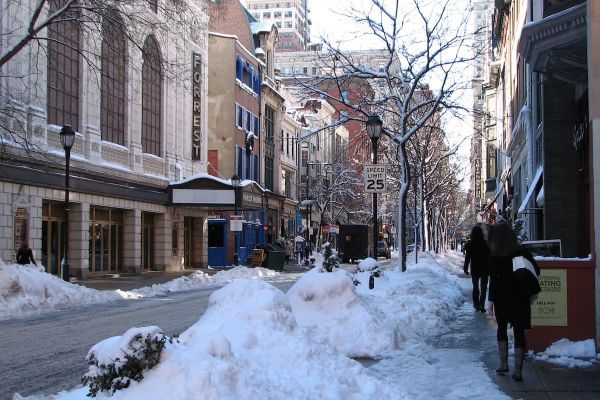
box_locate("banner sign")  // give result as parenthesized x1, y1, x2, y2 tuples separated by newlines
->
(531, 269, 567, 326)
(192, 52, 202, 160)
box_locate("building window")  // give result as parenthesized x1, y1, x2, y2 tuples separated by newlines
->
(283, 170, 292, 197)
(141, 35, 162, 156)
(265, 106, 274, 143)
(285, 21, 293, 28)
(265, 155, 274, 190)
(486, 143, 497, 179)
(285, 10, 292, 17)
(47, 0, 80, 129)
(274, 11, 281, 17)
(263, 11, 271, 18)
(101, 10, 127, 145)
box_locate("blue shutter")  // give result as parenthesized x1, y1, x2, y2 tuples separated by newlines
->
(254, 70, 261, 93)
(236, 57, 243, 80)
(254, 155, 260, 182)
(248, 67, 254, 88)
(242, 149, 247, 179)
(255, 115, 260, 137)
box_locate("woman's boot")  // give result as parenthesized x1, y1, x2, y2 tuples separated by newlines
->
(512, 347, 525, 381)
(496, 340, 508, 374)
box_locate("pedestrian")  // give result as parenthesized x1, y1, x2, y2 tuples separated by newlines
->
(16, 241, 37, 266)
(487, 223, 540, 382)
(463, 224, 490, 312)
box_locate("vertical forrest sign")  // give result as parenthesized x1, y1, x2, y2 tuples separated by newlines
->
(192, 52, 202, 160)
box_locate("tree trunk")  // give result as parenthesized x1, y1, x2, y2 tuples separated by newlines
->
(397, 143, 410, 272)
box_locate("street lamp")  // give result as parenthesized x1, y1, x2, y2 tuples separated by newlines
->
(231, 174, 241, 266)
(59, 124, 75, 281)
(366, 115, 382, 260)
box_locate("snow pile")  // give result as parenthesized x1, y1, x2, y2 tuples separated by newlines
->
(0, 263, 279, 320)
(129, 267, 279, 297)
(287, 267, 385, 357)
(0, 264, 135, 319)
(8, 253, 520, 400)
(534, 338, 600, 368)
(354, 263, 464, 344)
(48, 279, 402, 400)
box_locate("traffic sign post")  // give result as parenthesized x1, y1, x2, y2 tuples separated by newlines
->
(364, 164, 387, 193)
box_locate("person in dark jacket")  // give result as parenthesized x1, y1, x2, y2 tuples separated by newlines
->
(16, 242, 37, 266)
(488, 223, 539, 382)
(463, 225, 490, 312)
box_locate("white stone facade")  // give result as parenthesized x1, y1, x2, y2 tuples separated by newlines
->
(0, 1, 211, 277)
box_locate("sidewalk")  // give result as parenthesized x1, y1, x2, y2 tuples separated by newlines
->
(434, 253, 600, 400)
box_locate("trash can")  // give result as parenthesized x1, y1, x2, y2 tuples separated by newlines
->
(262, 243, 285, 271)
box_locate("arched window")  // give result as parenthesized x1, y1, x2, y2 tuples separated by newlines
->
(141, 35, 162, 156)
(101, 10, 127, 145)
(47, 0, 80, 129)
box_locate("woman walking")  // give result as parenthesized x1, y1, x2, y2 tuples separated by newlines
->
(463, 224, 490, 312)
(488, 223, 539, 381)
(16, 242, 37, 266)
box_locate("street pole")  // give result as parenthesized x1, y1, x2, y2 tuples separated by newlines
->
(366, 115, 383, 260)
(231, 175, 241, 266)
(59, 125, 75, 281)
(372, 137, 378, 259)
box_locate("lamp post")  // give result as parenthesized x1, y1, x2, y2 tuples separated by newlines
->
(231, 175, 241, 266)
(366, 115, 382, 260)
(60, 124, 75, 281)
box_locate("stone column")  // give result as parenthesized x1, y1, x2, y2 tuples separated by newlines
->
(123, 209, 141, 274)
(154, 212, 175, 271)
(70, 202, 90, 279)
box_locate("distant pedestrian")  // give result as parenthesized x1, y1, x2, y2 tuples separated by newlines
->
(488, 223, 540, 382)
(16, 242, 37, 266)
(463, 225, 490, 312)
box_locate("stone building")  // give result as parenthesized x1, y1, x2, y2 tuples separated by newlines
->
(0, 0, 211, 277)
(246, 0, 311, 52)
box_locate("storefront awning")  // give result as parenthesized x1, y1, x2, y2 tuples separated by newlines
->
(483, 185, 503, 212)
(518, 167, 543, 214)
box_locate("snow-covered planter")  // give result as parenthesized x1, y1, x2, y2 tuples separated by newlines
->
(81, 326, 177, 397)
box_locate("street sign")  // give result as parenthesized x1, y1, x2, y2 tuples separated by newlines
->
(297, 225, 305, 234)
(229, 215, 243, 232)
(364, 164, 387, 193)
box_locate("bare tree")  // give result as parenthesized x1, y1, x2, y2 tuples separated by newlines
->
(293, 0, 475, 271)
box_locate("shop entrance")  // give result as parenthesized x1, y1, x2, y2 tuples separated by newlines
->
(141, 212, 155, 270)
(41, 201, 64, 275)
(89, 207, 123, 273)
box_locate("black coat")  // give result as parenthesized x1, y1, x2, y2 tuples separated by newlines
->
(16, 248, 36, 265)
(463, 239, 490, 276)
(488, 247, 539, 329)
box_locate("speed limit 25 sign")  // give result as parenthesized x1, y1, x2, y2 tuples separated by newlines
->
(364, 164, 387, 193)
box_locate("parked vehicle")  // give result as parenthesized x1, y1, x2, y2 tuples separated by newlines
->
(338, 224, 369, 263)
(406, 243, 421, 253)
(377, 240, 391, 259)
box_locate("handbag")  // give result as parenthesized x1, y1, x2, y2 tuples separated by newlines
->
(512, 256, 541, 296)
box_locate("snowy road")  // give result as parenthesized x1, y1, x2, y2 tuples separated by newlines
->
(0, 280, 296, 399)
